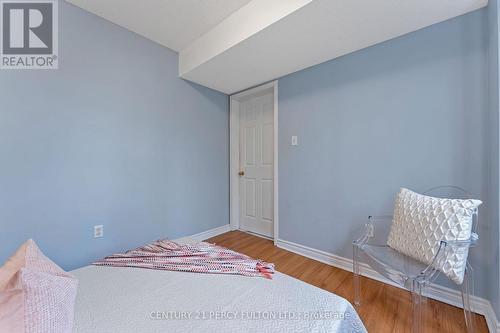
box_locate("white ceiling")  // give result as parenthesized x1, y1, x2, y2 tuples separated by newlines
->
(180, 0, 488, 94)
(65, 0, 252, 51)
(66, 0, 488, 94)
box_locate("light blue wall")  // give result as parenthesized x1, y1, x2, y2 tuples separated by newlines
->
(487, 0, 500, 317)
(278, 9, 492, 299)
(0, 2, 229, 270)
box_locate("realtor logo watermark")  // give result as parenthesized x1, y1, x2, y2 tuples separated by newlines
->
(1, 0, 58, 69)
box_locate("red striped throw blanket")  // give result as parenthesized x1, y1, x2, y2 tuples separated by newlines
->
(93, 240, 275, 279)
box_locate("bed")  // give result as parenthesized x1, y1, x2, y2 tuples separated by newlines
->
(71, 238, 366, 333)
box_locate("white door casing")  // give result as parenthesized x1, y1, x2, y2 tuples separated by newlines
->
(230, 81, 278, 243)
(239, 92, 274, 237)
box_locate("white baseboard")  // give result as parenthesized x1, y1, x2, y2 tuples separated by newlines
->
(483, 303, 500, 333)
(188, 224, 231, 242)
(276, 238, 500, 333)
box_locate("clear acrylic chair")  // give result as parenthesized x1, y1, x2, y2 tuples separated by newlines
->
(352, 186, 479, 333)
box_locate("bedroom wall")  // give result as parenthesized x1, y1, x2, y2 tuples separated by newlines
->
(0, 2, 229, 270)
(487, 0, 500, 317)
(278, 8, 492, 299)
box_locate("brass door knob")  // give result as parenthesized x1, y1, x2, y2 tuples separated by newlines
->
(238, 171, 245, 176)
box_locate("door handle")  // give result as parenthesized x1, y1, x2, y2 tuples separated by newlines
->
(238, 170, 245, 176)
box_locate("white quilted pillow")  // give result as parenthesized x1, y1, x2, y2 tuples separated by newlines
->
(387, 188, 481, 284)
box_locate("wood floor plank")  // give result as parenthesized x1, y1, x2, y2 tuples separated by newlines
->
(206, 231, 489, 333)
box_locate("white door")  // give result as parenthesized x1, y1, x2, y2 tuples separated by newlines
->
(239, 91, 274, 237)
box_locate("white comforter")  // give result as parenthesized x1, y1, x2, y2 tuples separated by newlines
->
(71, 247, 366, 333)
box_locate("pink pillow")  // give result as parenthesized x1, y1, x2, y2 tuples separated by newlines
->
(0, 241, 28, 290)
(0, 240, 78, 333)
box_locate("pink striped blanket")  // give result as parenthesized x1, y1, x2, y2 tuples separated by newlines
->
(93, 240, 275, 279)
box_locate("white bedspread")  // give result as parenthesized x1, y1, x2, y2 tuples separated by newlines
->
(71, 244, 366, 333)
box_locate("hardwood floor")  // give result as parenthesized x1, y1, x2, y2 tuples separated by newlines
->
(206, 231, 488, 333)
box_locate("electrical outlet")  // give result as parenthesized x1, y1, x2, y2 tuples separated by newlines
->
(94, 225, 104, 238)
(368, 224, 374, 237)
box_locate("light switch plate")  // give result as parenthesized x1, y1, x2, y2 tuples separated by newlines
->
(291, 136, 298, 146)
(94, 225, 104, 238)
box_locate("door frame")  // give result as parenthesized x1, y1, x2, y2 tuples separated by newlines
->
(229, 81, 279, 245)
